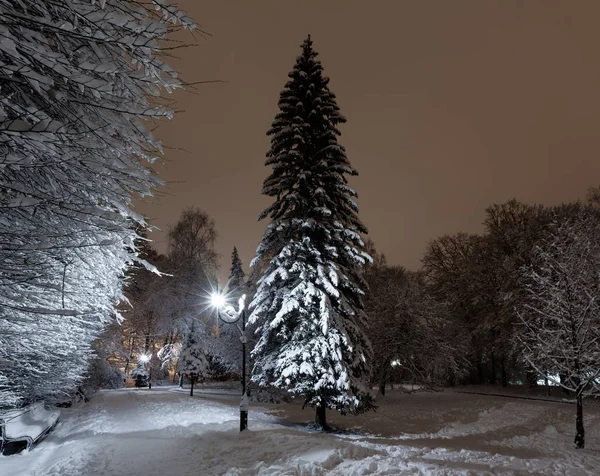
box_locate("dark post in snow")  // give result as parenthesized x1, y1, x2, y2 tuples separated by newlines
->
(575, 390, 584, 449)
(240, 308, 248, 432)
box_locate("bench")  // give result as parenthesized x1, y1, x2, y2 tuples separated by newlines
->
(0, 402, 59, 456)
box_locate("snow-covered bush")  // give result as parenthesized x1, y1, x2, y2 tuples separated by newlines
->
(132, 364, 150, 388)
(178, 325, 209, 396)
(249, 387, 291, 404)
(86, 357, 125, 391)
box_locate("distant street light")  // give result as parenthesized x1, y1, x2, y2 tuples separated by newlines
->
(139, 353, 152, 390)
(211, 292, 226, 310)
(210, 289, 248, 432)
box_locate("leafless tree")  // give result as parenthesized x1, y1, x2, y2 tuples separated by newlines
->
(517, 207, 600, 449)
(366, 244, 467, 394)
(168, 207, 218, 268)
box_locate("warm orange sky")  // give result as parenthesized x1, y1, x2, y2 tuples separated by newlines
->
(136, 0, 600, 275)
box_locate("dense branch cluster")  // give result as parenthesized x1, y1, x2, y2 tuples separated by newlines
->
(422, 197, 600, 448)
(364, 245, 468, 392)
(0, 0, 194, 408)
(105, 209, 241, 387)
(517, 207, 600, 448)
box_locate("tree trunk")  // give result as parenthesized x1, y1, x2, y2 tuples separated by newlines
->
(124, 336, 134, 376)
(378, 362, 390, 396)
(560, 374, 570, 396)
(477, 356, 484, 384)
(315, 405, 327, 430)
(490, 351, 497, 385)
(544, 375, 552, 396)
(500, 357, 508, 387)
(526, 367, 537, 388)
(575, 393, 584, 449)
(190, 375, 194, 397)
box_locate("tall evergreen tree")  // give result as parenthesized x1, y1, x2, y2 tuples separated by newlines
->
(228, 246, 246, 292)
(250, 36, 373, 428)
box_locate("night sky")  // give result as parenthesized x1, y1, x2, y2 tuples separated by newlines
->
(136, 0, 600, 274)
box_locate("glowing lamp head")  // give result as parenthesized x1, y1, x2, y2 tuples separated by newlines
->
(139, 353, 150, 364)
(211, 292, 226, 309)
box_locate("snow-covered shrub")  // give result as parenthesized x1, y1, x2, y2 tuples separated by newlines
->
(205, 354, 233, 381)
(178, 328, 209, 379)
(132, 364, 150, 388)
(249, 387, 291, 404)
(86, 358, 125, 391)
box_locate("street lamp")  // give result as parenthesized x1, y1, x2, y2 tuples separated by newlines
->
(139, 353, 151, 390)
(211, 292, 226, 310)
(211, 290, 248, 432)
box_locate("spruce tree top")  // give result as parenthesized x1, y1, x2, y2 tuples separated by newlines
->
(259, 35, 366, 238)
(228, 246, 245, 291)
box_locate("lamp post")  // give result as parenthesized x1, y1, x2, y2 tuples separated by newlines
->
(139, 353, 151, 390)
(211, 290, 248, 432)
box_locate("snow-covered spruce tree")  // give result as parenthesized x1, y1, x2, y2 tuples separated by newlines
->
(516, 207, 600, 449)
(228, 246, 246, 292)
(250, 36, 373, 429)
(131, 362, 150, 388)
(178, 324, 209, 396)
(202, 246, 246, 375)
(0, 1, 194, 408)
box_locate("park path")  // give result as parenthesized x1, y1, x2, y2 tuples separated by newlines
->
(2, 386, 600, 475)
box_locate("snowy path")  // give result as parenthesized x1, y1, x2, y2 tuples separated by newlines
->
(2, 386, 600, 475)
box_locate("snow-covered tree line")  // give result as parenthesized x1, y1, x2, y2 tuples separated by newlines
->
(422, 193, 600, 448)
(363, 242, 468, 394)
(99, 208, 246, 388)
(421, 197, 598, 389)
(0, 0, 194, 409)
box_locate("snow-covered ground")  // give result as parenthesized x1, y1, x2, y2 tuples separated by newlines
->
(2, 385, 600, 475)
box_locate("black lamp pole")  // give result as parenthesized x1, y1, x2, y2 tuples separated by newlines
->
(240, 308, 248, 431)
(215, 286, 248, 432)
